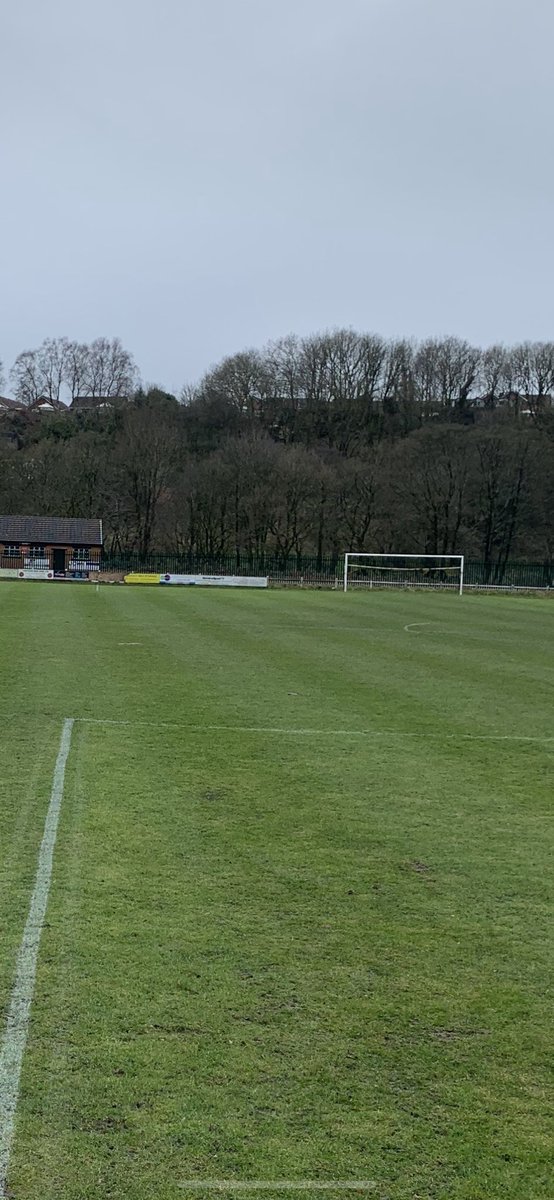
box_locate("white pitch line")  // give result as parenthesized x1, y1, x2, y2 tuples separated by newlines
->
(75, 718, 554, 744)
(0, 718, 74, 1197)
(404, 621, 432, 632)
(178, 1183, 376, 1192)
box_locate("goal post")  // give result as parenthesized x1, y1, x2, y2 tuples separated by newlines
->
(343, 553, 465, 595)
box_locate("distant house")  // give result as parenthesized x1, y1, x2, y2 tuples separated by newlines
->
(70, 395, 124, 411)
(0, 515, 103, 578)
(0, 395, 25, 412)
(29, 397, 66, 414)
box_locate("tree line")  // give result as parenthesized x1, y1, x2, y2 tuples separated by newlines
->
(1, 330, 554, 569)
(1, 337, 137, 406)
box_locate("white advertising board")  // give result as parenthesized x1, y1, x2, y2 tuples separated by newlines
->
(160, 574, 268, 588)
(17, 569, 54, 580)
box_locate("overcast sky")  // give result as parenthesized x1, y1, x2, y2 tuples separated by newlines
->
(2, 0, 553, 393)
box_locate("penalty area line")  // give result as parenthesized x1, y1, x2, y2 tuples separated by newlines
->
(0, 718, 74, 1197)
(75, 718, 554, 744)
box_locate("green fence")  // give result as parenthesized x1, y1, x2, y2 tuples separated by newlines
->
(464, 561, 554, 588)
(100, 552, 554, 589)
(101, 551, 341, 580)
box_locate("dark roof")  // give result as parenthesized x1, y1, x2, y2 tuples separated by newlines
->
(29, 397, 66, 412)
(0, 396, 24, 411)
(0, 516, 103, 545)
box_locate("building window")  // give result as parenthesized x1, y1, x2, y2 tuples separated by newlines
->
(25, 545, 50, 569)
(73, 547, 90, 560)
(3, 544, 20, 557)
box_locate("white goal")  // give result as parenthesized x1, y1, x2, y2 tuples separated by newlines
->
(343, 553, 465, 595)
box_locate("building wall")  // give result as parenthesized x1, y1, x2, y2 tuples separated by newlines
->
(0, 543, 101, 572)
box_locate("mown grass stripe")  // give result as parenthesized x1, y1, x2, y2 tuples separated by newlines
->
(0, 718, 74, 1197)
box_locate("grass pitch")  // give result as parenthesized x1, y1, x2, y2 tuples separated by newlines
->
(0, 583, 552, 1200)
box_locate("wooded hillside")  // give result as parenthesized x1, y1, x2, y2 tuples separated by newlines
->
(1, 331, 553, 568)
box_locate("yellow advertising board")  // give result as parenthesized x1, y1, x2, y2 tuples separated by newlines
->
(124, 573, 161, 585)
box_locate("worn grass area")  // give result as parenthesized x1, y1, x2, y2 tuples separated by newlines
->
(0, 582, 552, 1199)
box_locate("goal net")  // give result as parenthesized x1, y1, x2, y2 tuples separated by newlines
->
(343, 553, 464, 594)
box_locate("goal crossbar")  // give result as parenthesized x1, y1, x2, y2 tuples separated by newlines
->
(343, 553, 465, 595)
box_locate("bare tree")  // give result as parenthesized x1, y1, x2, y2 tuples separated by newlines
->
(511, 342, 554, 400)
(11, 337, 71, 405)
(509, 342, 554, 435)
(333, 451, 381, 550)
(17, 440, 68, 510)
(85, 337, 138, 397)
(217, 436, 280, 565)
(440, 337, 481, 410)
(63, 341, 91, 400)
(392, 426, 471, 554)
(10, 335, 138, 406)
(176, 454, 233, 558)
(11, 348, 48, 406)
(199, 351, 272, 424)
(40, 338, 68, 401)
(469, 427, 532, 578)
(61, 432, 110, 517)
(479, 344, 512, 408)
(413, 337, 481, 411)
(524, 437, 554, 562)
(268, 444, 326, 565)
(114, 399, 179, 556)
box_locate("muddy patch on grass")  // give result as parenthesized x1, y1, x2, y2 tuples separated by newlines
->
(80, 1115, 129, 1134)
(199, 787, 228, 803)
